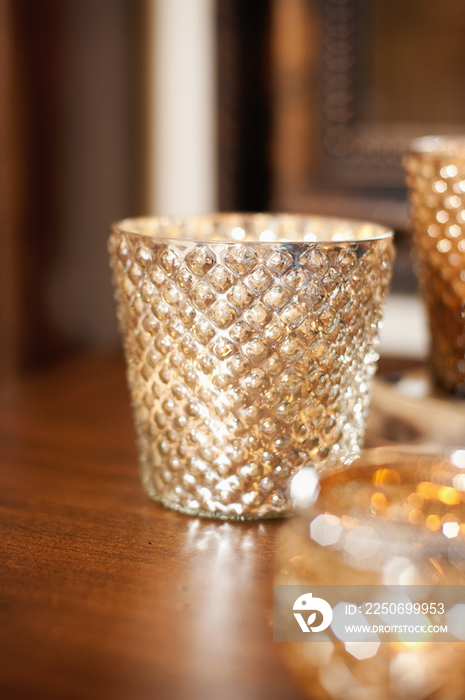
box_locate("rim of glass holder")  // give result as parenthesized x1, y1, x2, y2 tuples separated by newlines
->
(312, 443, 465, 482)
(292, 443, 465, 512)
(111, 213, 393, 246)
(408, 135, 465, 159)
(339, 443, 464, 469)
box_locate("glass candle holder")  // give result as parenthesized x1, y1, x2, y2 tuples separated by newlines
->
(404, 136, 465, 396)
(108, 214, 393, 520)
(275, 446, 465, 699)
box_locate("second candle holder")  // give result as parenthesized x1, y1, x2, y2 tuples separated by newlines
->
(405, 136, 465, 396)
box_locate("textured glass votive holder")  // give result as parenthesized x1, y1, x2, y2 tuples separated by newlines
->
(108, 214, 394, 520)
(405, 136, 465, 396)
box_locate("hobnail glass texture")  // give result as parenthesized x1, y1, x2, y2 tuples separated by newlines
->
(405, 136, 465, 396)
(275, 446, 465, 700)
(108, 214, 394, 520)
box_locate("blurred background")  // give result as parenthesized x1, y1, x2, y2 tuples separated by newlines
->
(3, 0, 465, 387)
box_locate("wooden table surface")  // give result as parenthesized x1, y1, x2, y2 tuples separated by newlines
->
(0, 353, 311, 700)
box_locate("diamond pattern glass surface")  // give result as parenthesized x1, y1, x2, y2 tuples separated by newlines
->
(405, 137, 465, 396)
(109, 214, 394, 520)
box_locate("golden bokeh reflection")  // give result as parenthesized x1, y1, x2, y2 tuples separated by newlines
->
(275, 447, 465, 700)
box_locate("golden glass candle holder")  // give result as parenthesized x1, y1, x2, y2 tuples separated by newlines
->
(108, 214, 394, 520)
(275, 446, 465, 700)
(405, 136, 465, 396)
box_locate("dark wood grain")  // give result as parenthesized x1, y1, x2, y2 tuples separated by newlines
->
(0, 353, 307, 700)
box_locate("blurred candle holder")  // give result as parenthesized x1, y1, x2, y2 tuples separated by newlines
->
(275, 445, 465, 700)
(108, 214, 393, 520)
(405, 137, 465, 396)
